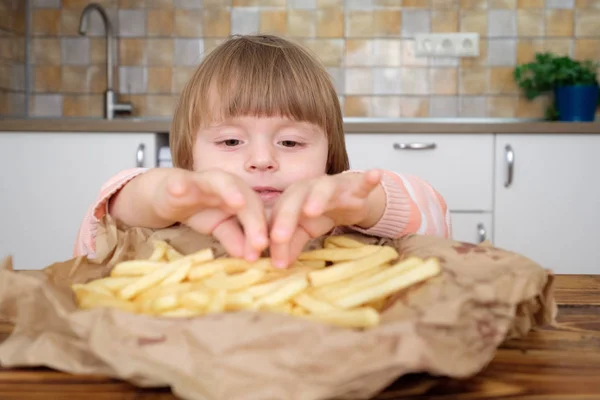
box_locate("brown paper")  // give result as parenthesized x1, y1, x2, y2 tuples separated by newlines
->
(0, 216, 557, 400)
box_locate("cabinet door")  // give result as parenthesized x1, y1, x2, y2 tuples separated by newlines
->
(0, 132, 157, 270)
(450, 212, 493, 244)
(494, 134, 600, 275)
(344, 134, 494, 212)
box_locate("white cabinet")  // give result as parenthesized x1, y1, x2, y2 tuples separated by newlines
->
(494, 134, 600, 275)
(0, 132, 158, 270)
(450, 212, 493, 244)
(344, 134, 495, 212)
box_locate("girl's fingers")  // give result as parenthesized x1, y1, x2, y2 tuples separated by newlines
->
(211, 218, 247, 259)
(192, 171, 246, 210)
(352, 169, 383, 199)
(270, 185, 310, 245)
(287, 227, 312, 268)
(234, 190, 269, 259)
(302, 176, 337, 217)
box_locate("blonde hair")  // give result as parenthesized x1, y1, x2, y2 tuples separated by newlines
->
(170, 34, 349, 175)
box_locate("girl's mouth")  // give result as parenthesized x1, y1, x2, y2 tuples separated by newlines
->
(252, 187, 282, 206)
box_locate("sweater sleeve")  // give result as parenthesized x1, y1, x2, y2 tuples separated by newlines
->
(73, 168, 148, 259)
(347, 170, 452, 239)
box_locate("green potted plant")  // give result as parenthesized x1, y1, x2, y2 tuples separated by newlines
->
(513, 52, 599, 121)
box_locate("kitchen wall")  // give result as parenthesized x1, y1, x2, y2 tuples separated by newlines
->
(4, 0, 600, 119)
(0, 0, 27, 117)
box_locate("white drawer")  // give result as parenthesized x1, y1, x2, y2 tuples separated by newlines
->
(450, 212, 493, 244)
(344, 134, 494, 211)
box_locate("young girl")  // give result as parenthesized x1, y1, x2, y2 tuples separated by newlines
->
(74, 34, 451, 268)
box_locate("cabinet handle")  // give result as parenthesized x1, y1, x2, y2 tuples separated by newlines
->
(477, 223, 487, 243)
(393, 142, 437, 150)
(136, 143, 145, 167)
(504, 144, 514, 188)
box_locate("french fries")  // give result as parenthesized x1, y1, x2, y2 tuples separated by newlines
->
(72, 236, 441, 329)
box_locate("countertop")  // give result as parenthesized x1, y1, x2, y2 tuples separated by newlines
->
(0, 274, 599, 399)
(1, 118, 600, 134)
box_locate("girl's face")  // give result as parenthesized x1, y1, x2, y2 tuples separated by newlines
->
(192, 115, 329, 208)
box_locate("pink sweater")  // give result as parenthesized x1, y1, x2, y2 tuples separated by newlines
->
(74, 169, 452, 258)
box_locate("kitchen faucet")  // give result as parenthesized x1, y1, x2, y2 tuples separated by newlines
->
(79, 3, 132, 120)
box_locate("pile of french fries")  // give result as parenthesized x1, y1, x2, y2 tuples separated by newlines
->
(72, 235, 441, 329)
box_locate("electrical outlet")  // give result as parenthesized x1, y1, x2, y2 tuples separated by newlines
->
(415, 33, 480, 58)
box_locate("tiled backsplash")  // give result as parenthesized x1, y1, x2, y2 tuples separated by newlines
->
(2, 0, 600, 119)
(0, 0, 27, 117)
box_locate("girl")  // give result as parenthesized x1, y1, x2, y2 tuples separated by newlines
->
(75, 34, 451, 268)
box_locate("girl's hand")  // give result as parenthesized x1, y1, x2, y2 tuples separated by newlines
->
(268, 170, 384, 268)
(153, 169, 268, 260)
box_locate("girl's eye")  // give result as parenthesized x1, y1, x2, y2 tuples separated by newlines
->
(280, 140, 300, 148)
(220, 139, 241, 147)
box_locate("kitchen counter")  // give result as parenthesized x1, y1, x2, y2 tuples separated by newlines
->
(1, 118, 600, 134)
(0, 274, 599, 399)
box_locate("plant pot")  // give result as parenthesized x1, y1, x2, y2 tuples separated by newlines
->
(554, 84, 599, 122)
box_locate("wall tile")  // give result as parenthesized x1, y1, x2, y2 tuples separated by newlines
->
(373, 67, 402, 94)
(231, 8, 260, 35)
(459, 95, 486, 117)
(517, 0, 544, 6)
(516, 94, 550, 117)
(401, 39, 430, 66)
(119, 0, 146, 8)
(147, 9, 174, 36)
(403, 0, 431, 7)
(346, 0, 373, 9)
(460, 10, 487, 35)
(31, 38, 61, 65)
(174, 0, 204, 7)
(147, 67, 172, 93)
(317, 0, 343, 6)
(461, 38, 487, 67)
(34, 65, 62, 92)
(31, 94, 63, 117)
(174, 9, 203, 37)
(487, 39, 516, 66)
(118, 9, 146, 37)
(344, 96, 370, 116)
(345, 68, 373, 94)
(400, 97, 429, 117)
(119, 38, 146, 65)
(289, 0, 317, 8)
(489, 0, 517, 7)
(431, 10, 459, 32)
(301, 39, 343, 66)
(326, 67, 344, 93)
(574, 39, 600, 60)
(174, 38, 203, 66)
(371, 97, 401, 118)
(517, 10, 544, 36)
(429, 96, 459, 117)
(63, 94, 103, 117)
(62, 65, 107, 93)
(401, 10, 430, 37)
(146, 39, 173, 66)
(33, 0, 61, 8)
(288, 10, 317, 37)
(374, 10, 401, 36)
(373, 39, 402, 66)
(430, 68, 458, 94)
(545, 9, 574, 37)
(546, 0, 575, 8)
(575, 9, 600, 36)
(487, 96, 517, 117)
(459, 66, 488, 94)
(203, 8, 231, 37)
(172, 66, 197, 92)
(260, 10, 288, 35)
(489, 67, 519, 94)
(32, 9, 61, 35)
(516, 38, 543, 63)
(346, 11, 374, 37)
(119, 66, 147, 93)
(575, 0, 600, 7)
(316, 8, 344, 37)
(488, 9, 516, 37)
(61, 37, 91, 65)
(146, 94, 177, 116)
(460, 0, 487, 9)
(400, 68, 429, 94)
(544, 38, 573, 57)
(345, 39, 372, 66)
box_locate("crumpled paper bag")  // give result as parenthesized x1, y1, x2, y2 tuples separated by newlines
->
(0, 216, 557, 400)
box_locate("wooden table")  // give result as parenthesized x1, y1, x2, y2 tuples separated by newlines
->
(0, 275, 599, 399)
